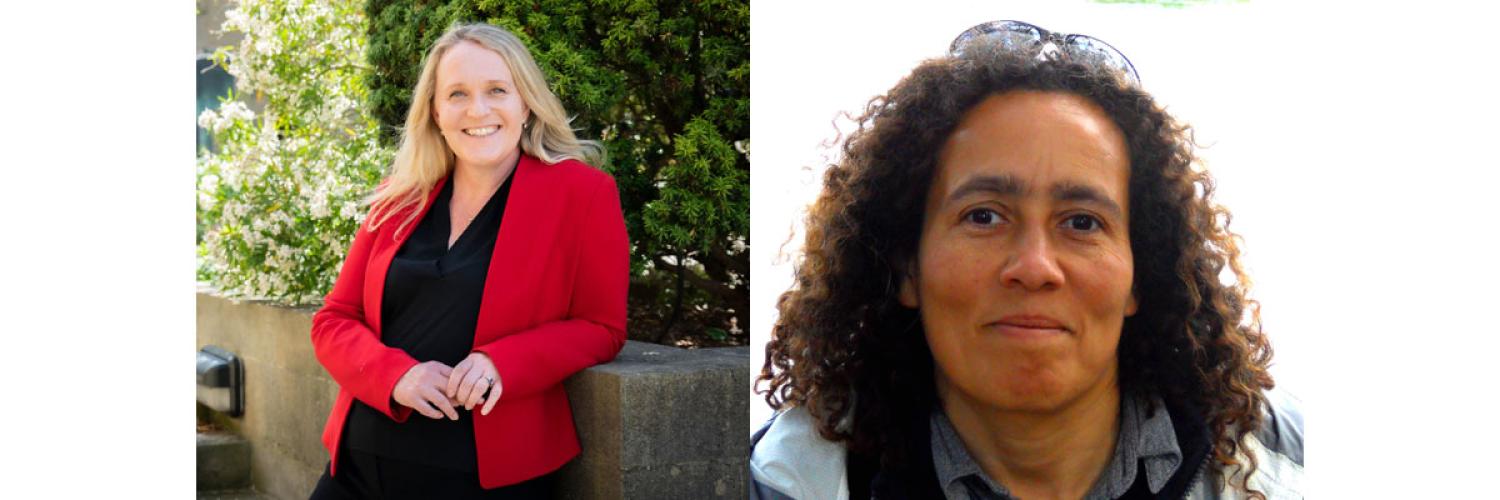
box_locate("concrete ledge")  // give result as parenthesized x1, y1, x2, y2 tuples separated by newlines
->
(560, 342, 749, 498)
(196, 288, 747, 499)
(197, 431, 252, 491)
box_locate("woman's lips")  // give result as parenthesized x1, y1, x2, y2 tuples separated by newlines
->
(462, 125, 500, 137)
(986, 315, 1070, 338)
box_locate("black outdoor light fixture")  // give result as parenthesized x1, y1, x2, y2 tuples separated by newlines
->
(197, 345, 244, 417)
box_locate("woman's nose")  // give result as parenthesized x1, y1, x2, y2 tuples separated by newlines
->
(998, 229, 1065, 291)
(465, 97, 492, 117)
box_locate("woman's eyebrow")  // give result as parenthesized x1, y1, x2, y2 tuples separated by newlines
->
(947, 174, 1024, 204)
(947, 174, 1123, 218)
(441, 79, 512, 91)
(1052, 182, 1123, 218)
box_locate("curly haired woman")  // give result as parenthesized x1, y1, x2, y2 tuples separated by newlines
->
(751, 21, 1302, 500)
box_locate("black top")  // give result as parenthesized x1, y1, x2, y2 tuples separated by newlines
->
(344, 174, 514, 471)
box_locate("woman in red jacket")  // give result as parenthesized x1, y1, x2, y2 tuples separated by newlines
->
(309, 22, 628, 498)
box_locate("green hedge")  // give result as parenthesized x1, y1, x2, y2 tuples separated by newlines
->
(365, 0, 749, 342)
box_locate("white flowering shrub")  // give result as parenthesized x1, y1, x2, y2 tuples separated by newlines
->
(198, 0, 393, 305)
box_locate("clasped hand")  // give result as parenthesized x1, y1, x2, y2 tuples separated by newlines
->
(391, 352, 503, 420)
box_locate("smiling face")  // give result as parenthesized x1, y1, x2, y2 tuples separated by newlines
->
(432, 40, 530, 171)
(899, 90, 1137, 413)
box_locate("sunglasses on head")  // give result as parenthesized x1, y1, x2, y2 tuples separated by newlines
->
(949, 20, 1141, 85)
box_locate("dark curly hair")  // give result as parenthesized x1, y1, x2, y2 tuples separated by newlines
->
(757, 43, 1276, 496)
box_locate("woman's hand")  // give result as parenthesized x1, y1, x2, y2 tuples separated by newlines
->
(392, 361, 462, 420)
(447, 352, 502, 415)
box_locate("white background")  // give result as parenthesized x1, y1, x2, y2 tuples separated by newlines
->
(1, 0, 1499, 496)
(752, 0, 1500, 496)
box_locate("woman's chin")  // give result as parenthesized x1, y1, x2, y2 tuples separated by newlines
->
(453, 148, 519, 169)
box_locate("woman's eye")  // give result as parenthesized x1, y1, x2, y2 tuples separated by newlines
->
(490, 87, 506, 95)
(1063, 214, 1102, 232)
(963, 208, 1003, 227)
(450, 91, 466, 98)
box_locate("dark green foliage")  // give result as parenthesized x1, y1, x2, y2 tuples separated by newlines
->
(365, 0, 749, 343)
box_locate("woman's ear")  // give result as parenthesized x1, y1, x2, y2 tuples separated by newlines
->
(897, 263, 919, 309)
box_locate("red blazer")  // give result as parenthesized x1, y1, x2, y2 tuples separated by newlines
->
(310, 155, 628, 488)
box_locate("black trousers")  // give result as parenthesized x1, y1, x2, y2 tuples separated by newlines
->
(309, 445, 553, 500)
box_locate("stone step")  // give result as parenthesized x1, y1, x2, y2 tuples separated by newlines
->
(197, 489, 268, 500)
(197, 431, 251, 491)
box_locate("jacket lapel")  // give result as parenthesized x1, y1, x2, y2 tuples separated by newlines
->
(474, 155, 547, 346)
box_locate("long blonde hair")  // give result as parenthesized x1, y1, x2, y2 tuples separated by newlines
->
(364, 22, 605, 236)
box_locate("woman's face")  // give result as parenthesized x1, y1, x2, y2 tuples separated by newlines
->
(900, 90, 1137, 414)
(432, 41, 530, 171)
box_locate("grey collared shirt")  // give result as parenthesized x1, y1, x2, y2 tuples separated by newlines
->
(930, 393, 1184, 499)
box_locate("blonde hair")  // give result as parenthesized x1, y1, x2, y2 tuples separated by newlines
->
(364, 22, 605, 236)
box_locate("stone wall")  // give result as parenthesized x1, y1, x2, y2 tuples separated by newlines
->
(559, 343, 749, 498)
(196, 289, 748, 499)
(196, 291, 341, 499)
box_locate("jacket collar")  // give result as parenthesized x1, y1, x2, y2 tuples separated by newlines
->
(927, 393, 1186, 499)
(866, 394, 1213, 499)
